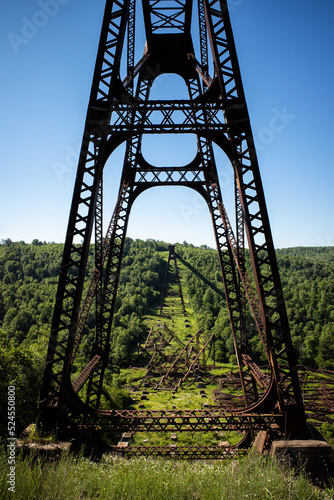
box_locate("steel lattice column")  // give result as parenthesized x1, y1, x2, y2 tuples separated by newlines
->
(38, 0, 308, 440)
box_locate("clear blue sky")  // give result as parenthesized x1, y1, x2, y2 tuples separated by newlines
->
(1, 0, 334, 249)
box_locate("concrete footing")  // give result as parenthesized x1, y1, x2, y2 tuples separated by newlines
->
(270, 440, 334, 486)
(16, 440, 71, 461)
(15, 424, 71, 461)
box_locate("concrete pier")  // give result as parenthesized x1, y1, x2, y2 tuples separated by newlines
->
(270, 440, 334, 485)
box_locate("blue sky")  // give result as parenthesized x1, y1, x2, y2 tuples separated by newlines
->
(1, 0, 334, 249)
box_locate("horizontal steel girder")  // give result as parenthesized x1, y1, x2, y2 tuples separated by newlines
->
(89, 101, 227, 134)
(70, 410, 283, 433)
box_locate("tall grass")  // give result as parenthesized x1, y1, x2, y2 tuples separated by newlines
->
(1, 447, 333, 499)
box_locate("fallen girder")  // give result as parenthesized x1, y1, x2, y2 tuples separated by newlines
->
(298, 365, 334, 426)
(111, 445, 246, 459)
(157, 330, 201, 388)
(72, 355, 101, 393)
(180, 332, 215, 385)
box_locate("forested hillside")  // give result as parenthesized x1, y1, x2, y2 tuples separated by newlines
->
(277, 247, 334, 369)
(0, 238, 168, 435)
(176, 244, 334, 369)
(0, 238, 334, 436)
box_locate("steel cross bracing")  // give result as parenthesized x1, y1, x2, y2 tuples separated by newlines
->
(185, 72, 259, 407)
(73, 409, 283, 434)
(38, 0, 309, 444)
(202, 0, 306, 416)
(110, 445, 245, 459)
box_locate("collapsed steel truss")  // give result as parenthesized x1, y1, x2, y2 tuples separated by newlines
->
(39, 0, 310, 450)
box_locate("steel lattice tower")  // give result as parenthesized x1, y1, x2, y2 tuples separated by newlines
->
(39, 0, 309, 444)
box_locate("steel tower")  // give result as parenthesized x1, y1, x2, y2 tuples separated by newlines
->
(39, 0, 308, 444)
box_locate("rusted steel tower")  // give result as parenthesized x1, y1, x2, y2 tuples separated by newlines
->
(39, 0, 309, 444)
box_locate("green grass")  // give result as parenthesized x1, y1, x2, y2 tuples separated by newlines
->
(1, 447, 333, 499)
(131, 428, 242, 447)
